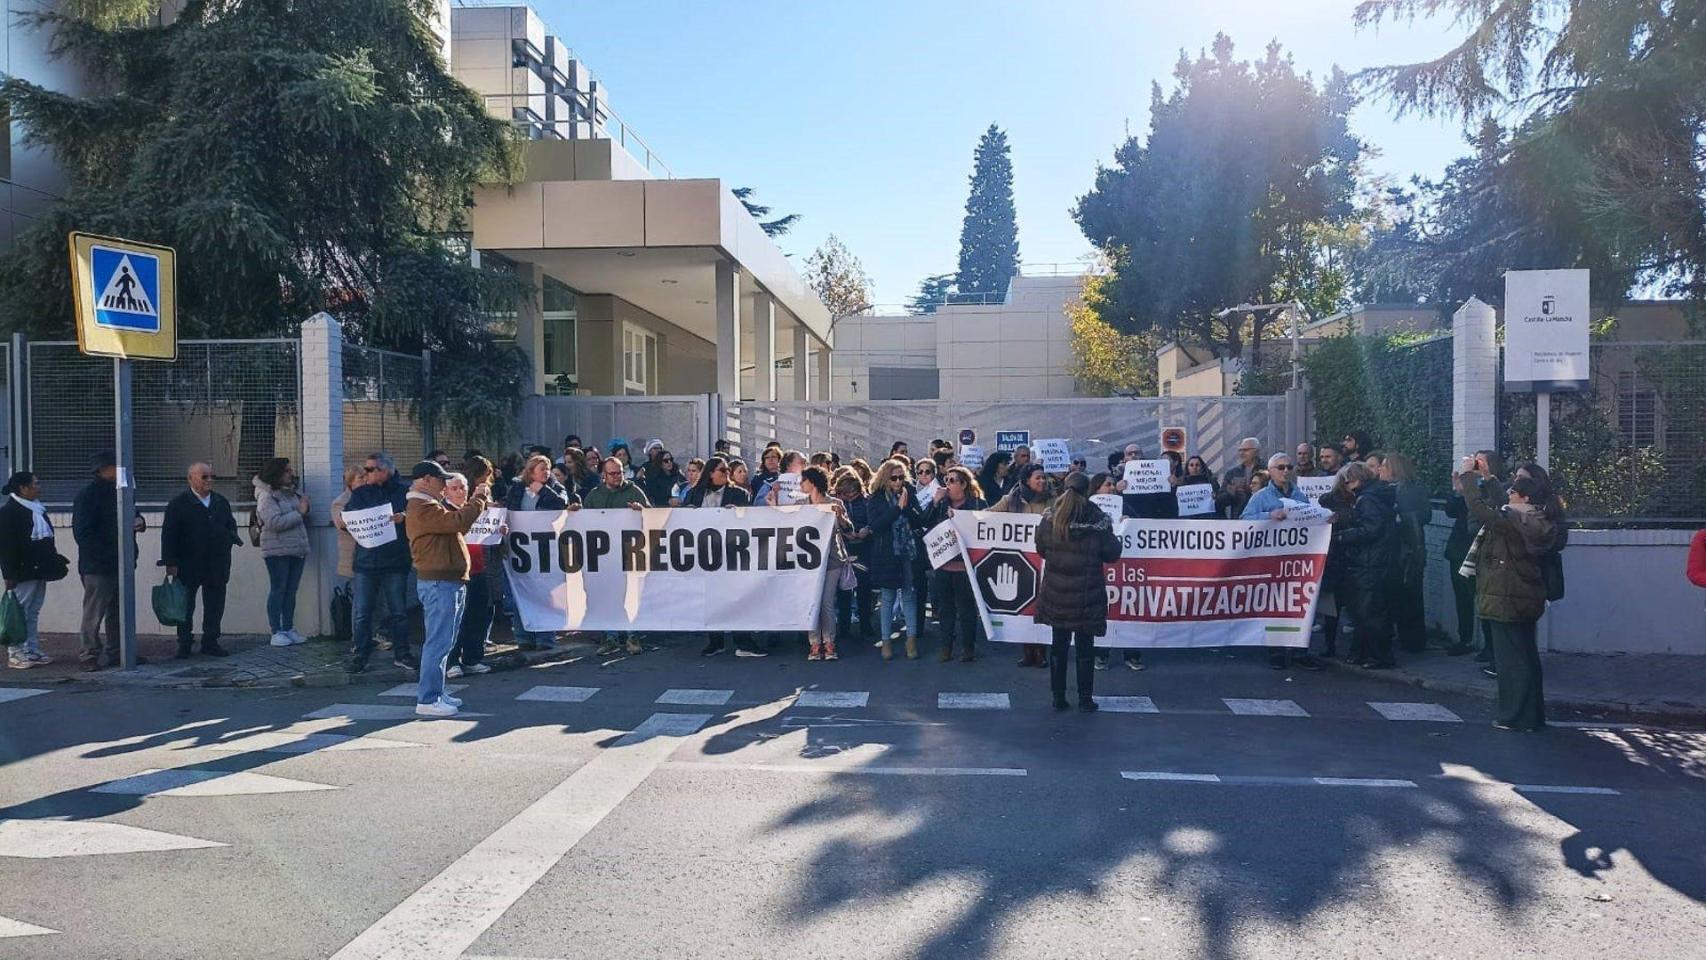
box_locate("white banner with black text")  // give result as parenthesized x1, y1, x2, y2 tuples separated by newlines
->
(945, 511, 1331, 648)
(504, 507, 838, 633)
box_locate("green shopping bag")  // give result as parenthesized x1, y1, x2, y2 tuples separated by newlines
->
(0, 589, 25, 646)
(151, 576, 190, 627)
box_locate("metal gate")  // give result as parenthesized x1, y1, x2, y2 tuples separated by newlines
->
(520, 394, 714, 459)
(723, 396, 1291, 473)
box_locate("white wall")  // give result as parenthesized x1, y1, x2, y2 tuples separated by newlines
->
(1424, 518, 1704, 655)
(936, 276, 1082, 402)
(36, 512, 340, 638)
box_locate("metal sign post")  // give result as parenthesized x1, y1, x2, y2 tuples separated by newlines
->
(1536, 391, 1551, 470)
(67, 232, 177, 672)
(114, 358, 138, 668)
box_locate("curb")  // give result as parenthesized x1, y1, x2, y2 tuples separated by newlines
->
(1321, 657, 1706, 726)
(1, 641, 597, 692)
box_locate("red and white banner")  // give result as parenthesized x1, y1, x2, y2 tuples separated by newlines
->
(946, 511, 1331, 648)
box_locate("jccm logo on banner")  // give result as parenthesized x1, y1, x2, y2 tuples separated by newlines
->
(947, 511, 1330, 649)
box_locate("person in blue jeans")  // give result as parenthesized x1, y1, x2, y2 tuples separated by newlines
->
(345, 453, 414, 675)
(403, 459, 490, 718)
(254, 458, 310, 647)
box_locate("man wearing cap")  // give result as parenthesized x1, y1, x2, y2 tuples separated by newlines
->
(70, 451, 147, 670)
(346, 451, 415, 674)
(405, 460, 490, 718)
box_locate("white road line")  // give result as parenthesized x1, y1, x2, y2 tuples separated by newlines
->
(665, 760, 1025, 777)
(1121, 772, 1415, 788)
(378, 683, 466, 699)
(1122, 771, 1222, 783)
(1093, 696, 1159, 713)
(655, 688, 733, 706)
(1223, 698, 1309, 717)
(1311, 777, 1418, 788)
(795, 690, 870, 708)
(0, 688, 52, 705)
(92, 769, 339, 798)
(0, 819, 225, 859)
(1367, 701, 1463, 722)
(0, 915, 57, 938)
(1513, 784, 1622, 796)
(938, 692, 1010, 710)
(302, 704, 491, 721)
(206, 732, 423, 754)
(515, 685, 601, 703)
(329, 712, 710, 960)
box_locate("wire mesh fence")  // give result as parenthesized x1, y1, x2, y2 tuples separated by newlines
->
(341, 344, 428, 469)
(1499, 341, 1706, 523)
(28, 340, 302, 506)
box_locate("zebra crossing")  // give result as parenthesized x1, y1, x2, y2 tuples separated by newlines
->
(435, 684, 1471, 723)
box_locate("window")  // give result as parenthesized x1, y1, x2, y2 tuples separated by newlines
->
(623, 324, 657, 395)
(1616, 370, 1656, 448)
(542, 276, 578, 395)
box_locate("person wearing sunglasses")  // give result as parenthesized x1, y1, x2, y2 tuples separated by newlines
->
(921, 466, 988, 662)
(345, 452, 416, 674)
(1240, 453, 1323, 671)
(639, 448, 685, 508)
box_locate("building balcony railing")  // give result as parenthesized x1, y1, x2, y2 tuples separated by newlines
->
(481, 92, 672, 179)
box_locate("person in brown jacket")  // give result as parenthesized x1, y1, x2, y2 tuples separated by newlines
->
(405, 459, 490, 718)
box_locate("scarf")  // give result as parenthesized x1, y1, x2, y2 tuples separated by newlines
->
(11, 494, 50, 540)
(1457, 526, 1486, 579)
(889, 492, 916, 561)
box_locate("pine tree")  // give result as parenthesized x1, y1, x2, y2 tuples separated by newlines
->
(732, 187, 801, 239)
(906, 273, 957, 314)
(0, 0, 528, 443)
(955, 124, 1019, 299)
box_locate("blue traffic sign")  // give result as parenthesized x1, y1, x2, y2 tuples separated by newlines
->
(90, 244, 161, 332)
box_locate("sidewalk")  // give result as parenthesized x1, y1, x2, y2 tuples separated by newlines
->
(1324, 647, 1706, 725)
(0, 625, 588, 690)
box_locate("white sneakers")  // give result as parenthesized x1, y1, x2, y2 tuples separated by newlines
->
(415, 698, 458, 718)
(445, 665, 463, 679)
(270, 630, 309, 647)
(8, 651, 51, 669)
(465, 663, 491, 674)
(448, 664, 492, 679)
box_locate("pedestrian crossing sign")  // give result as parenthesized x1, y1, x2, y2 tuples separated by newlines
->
(68, 232, 178, 360)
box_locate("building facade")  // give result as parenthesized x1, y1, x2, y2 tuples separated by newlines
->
(452, 5, 832, 403)
(830, 272, 1090, 402)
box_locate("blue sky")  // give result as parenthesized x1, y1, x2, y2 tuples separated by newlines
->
(528, 1, 1475, 305)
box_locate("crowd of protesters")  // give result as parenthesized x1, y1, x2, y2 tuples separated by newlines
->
(0, 430, 1576, 730)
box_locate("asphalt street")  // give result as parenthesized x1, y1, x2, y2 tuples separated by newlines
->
(1, 640, 1702, 960)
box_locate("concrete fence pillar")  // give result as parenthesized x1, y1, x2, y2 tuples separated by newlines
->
(300, 312, 346, 637)
(1452, 297, 1498, 459)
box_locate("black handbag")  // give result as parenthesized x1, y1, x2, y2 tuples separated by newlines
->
(331, 583, 353, 644)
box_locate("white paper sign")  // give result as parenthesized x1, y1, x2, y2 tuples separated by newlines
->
(1090, 493, 1125, 525)
(1279, 498, 1333, 523)
(1122, 459, 1169, 494)
(1175, 484, 1215, 517)
(342, 504, 398, 549)
(1295, 475, 1336, 503)
(924, 520, 962, 570)
(770, 472, 806, 504)
(1504, 268, 1590, 389)
(466, 506, 508, 546)
(1033, 438, 1072, 473)
(958, 444, 985, 470)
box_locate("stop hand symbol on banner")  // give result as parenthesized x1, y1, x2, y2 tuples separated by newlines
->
(973, 548, 1037, 615)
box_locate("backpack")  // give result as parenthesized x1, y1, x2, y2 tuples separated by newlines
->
(247, 506, 264, 547)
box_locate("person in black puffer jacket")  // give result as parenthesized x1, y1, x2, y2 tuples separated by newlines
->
(1035, 472, 1122, 711)
(865, 458, 925, 660)
(1333, 461, 1400, 669)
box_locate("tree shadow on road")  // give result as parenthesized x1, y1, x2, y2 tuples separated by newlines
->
(756, 710, 1706, 959)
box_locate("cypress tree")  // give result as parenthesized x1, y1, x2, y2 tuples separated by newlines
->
(955, 123, 1019, 299)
